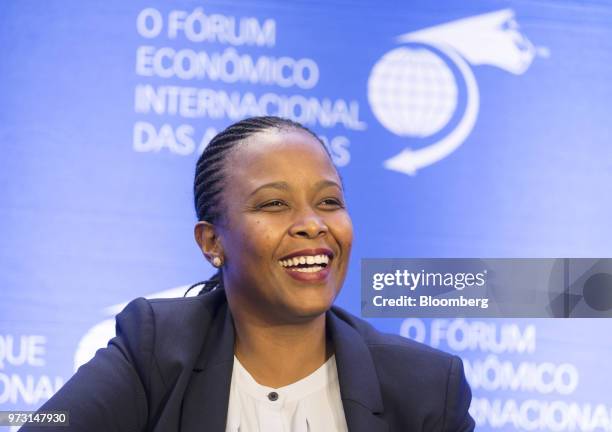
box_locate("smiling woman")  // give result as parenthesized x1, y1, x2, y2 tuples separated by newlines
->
(20, 117, 475, 432)
(193, 119, 352, 329)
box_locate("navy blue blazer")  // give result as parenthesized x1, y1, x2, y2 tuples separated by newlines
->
(22, 288, 475, 431)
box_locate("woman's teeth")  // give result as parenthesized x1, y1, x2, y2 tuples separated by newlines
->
(291, 266, 325, 273)
(279, 254, 330, 271)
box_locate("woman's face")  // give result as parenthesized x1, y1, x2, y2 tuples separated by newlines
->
(215, 128, 353, 323)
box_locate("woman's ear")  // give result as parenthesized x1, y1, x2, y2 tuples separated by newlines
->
(194, 221, 224, 265)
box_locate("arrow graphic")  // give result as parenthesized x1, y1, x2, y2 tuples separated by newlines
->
(384, 44, 479, 175)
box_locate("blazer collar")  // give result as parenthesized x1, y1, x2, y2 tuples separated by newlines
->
(181, 289, 235, 432)
(327, 307, 388, 432)
(181, 290, 388, 432)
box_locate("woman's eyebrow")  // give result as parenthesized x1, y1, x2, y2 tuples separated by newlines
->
(248, 179, 342, 198)
(248, 181, 290, 197)
(315, 179, 342, 191)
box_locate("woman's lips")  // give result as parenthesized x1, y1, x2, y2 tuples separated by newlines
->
(278, 248, 334, 261)
(282, 265, 331, 282)
(278, 248, 334, 282)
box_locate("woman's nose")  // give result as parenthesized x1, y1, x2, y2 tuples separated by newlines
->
(289, 211, 329, 239)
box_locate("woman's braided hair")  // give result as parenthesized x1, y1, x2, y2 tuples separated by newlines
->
(186, 116, 332, 296)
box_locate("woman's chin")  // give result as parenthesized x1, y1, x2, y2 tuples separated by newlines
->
(282, 291, 337, 320)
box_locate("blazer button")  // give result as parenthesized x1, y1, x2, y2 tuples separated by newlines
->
(268, 391, 279, 401)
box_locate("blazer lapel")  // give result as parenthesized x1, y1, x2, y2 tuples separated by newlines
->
(328, 309, 389, 432)
(181, 294, 235, 432)
(180, 293, 389, 432)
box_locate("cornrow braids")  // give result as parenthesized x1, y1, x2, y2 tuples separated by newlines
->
(193, 116, 333, 294)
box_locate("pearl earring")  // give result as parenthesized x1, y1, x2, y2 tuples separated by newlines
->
(212, 256, 222, 267)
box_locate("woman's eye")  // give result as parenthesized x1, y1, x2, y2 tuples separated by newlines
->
(258, 200, 287, 210)
(320, 198, 344, 208)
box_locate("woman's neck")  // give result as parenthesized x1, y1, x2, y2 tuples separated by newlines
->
(232, 311, 332, 388)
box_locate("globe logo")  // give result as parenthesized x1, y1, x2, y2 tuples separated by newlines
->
(368, 47, 457, 137)
(368, 9, 546, 175)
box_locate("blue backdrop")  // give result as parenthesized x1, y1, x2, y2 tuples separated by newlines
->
(2, 1, 612, 430)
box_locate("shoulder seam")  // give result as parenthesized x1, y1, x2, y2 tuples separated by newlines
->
(148, 297, 204, 304)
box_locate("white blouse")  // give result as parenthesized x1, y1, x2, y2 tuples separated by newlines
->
(225, 355, 349, 432)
